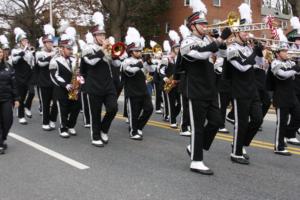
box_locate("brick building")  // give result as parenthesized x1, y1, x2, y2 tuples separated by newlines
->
(157, 0, 292, 42)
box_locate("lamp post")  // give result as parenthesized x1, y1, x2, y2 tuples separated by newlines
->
(50, 0, 53, 26)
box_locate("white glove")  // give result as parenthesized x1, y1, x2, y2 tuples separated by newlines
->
(66, 84, 73, 91)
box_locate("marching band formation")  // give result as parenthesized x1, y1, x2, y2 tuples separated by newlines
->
(1, 0, 300, 175)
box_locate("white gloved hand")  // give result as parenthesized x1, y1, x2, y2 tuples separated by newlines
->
(66, 84, 73, 91)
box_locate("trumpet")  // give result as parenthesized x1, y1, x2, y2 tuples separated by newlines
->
(111, 42, 126, 59)
(163, 75, 177, 93)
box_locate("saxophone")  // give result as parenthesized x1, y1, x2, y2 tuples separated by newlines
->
(163, 75, 176, 93)
(68, 53, 83, 101)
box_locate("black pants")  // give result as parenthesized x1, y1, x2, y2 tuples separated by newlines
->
(274, 105, 300, 151)
(37, 86, 42, 112)
(154, 82, 162, 111)
(127, 95, 153, 136)
(87, 93, 118, 140)
(162, 91, 169, 120)
(219, 92, 232, 128)
(40, 87, 57, 125)
(232, 96, 263, 156)
(80, 92, 90, 125)
(180, 94, 190, 132)
(57, 98, 80, 133)
(17, 84, 29, 118)
(189, 98, 222, 161)
(24, 84, 35, 110)
(258, 89, 271, 119)
(0, 101, 13, 146)
(167, 89, 181, 124)
(123, 96, 128, 118)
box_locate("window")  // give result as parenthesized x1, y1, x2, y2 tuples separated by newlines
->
(213, 0, 221, 7)
(165, 22, 170, 34)
(184, 0, 190, 6)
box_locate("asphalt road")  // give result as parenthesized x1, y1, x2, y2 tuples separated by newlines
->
(0, 98, 299, 200)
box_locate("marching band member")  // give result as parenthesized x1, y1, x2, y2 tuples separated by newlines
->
(36, 24, 57, 131)
(271, 39, 300, 155)
(226, 3, 263, 164)
(123, 27, 153, 140)
(161, 32, 181, 128)
(49, 25, 81, 138)
(210, 29, 231, 134)
(177, 25, 191, 136)
(180, 0, 231, 175)
(287, 16, 300, 144)
(79, 32, 93, 128)
(12, 27, 35, 125)
(0, 43, 20, 154)
(83, 12, 118, 147)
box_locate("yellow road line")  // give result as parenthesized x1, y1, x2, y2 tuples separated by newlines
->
(114, 114, 300, 155)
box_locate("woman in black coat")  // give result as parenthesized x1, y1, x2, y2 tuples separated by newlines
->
(0, 45, 19, 154)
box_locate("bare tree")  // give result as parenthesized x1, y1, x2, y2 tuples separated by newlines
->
(287, 0, 300, 16)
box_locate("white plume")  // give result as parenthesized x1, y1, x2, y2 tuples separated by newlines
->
(140, 37, 145, 48)
(92, 12, 104, 29)
(125, 27, 141, 46)
(78, 39, 87, 50)
(169, 30, 180, 44)
(239, 3, 252, 24)
(189, 0, 207, 14)
(277, 28, 288, 42)
(0, 35, 9, 45)
(65, 27, 77, 41)
(163, 40, 171, 53)
(108, 36, 115, 45)
(58, 20, 69, 33)
(43, 24, 55, 36)
(38, 37, 44, 48)
(14, 27, 26, 42)
(150, 40, 157, 48)
(179, 25, 191, 38)
(85, 32, 94, 44)
(290, 16, 300, 34)
(60, 34, 69, 41)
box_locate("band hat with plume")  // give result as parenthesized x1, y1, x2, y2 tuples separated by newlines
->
(0, 35, 10, 49)
(14, 27, 27, 43)
(125, 27, 143, 52)
(42, 24, 55, 43)
(277, 28, 289, 51)
(287, 16, 300, 42)
(163, 40, 171, 53)
(140, 37, 145, 49)
(238, 3, 252, 25)
(91, 12, 105, 35)
(168, 30, 180, 48)
(179, 25, 191, 39)
(187, 0, 208, 28)
(59, 21, 76, 49)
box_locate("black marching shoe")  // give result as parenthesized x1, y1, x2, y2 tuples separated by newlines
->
(0, 147, 5, 154)
(230, 154, 250, 165)
(274, 149, 292, 156)
(3, 142, 7, 150)
(190, 161, 214, 175)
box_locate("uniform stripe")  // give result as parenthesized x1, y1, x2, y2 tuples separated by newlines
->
(166, 92, 172, 125)
(127, 98, 133, 136)
(81, 92, 87, 125)
(87, 94, 93, 141)
(56, 101, 62, 135)
(39, 88, 45, 124)
(233, 99, 238, 155)
(188, 99, 195, 160)
(275, 108, 280, 151)
(162, 91, 167, 119)
(180, 94, 184, 131)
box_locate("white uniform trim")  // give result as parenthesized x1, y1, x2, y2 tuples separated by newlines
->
(233, 99, 238, 155)
(188, 99, 195, 160)
(275, 108, 280, 151)
(87, 94, 94, 141)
